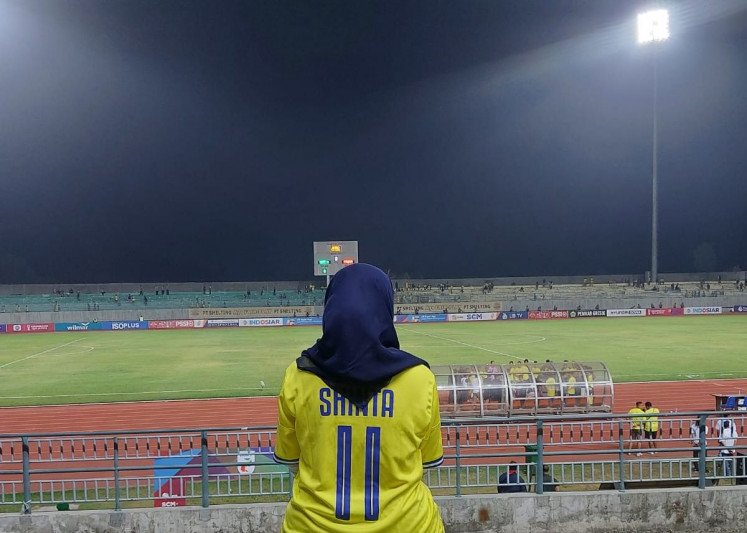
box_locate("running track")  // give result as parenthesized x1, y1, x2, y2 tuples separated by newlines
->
(2, 379, 746, 434)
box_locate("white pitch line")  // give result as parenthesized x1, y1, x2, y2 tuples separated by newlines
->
(0, 338, 84, 369)
(0, 386, 266, 400)
(402, 329, 525, 360)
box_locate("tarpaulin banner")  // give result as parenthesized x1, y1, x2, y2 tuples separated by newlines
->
(447, 312, 498, 322)
(0, 324, 5, 333)
(189, 306, 315, 319)
(285, 316, 323, 326)
(148, 320, 196, 330)
(7, 323, 55, 333)
(100, 321, 149, 330)
(498, 311, 528, 320)
(684, 306, 722, 315)
(568, 310, 607, 318)
(239, 317, 284, 327)
(734, 305, 747, 313)
(528, 310, 569, 320)
(394, 314, 447, 323)
(646, 308, 673, 316)
(204, 319, 240, 328)
(606, 309, 646, 317)
(54, 322, 104, 332)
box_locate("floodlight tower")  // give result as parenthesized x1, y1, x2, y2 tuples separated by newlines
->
(637, 9, 669, 285)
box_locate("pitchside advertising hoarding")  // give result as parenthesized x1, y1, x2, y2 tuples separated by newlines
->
(498, 311, 528, 320)
(204, 319, 240, 328)
(394, 314, 447, 323)
(606, 309, 647, 317)
(285, 316, 323, 326)
(6, 323, 55, 333)
(645, 307, 684, 316)
(100, 320, 149, 330)
(568, 310, 607, 318)
(446, 312, 498, 322)
(684, 306, 722, 315)
(148, 320, 196, 329)
(734, 305, 747, 313)
(54, 322, 104, 331)
(0, 324, 5, 333)
(239, 317, 284, 327)
(528, 310, 569, 320)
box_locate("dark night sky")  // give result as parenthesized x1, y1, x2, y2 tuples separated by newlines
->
(1, 0, 746, 283)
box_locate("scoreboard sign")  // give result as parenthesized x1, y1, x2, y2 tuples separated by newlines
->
(313, 241, 359, 277)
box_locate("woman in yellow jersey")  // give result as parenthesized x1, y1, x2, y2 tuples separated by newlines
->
(274, 264, 444, 532)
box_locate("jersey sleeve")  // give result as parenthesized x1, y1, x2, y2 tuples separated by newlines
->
(421, 379, 444, 469)
(273, 366, 300, 465)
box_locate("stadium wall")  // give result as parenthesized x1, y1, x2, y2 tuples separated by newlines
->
(2, 295, 745, 325)
(2, 488, 746, 532)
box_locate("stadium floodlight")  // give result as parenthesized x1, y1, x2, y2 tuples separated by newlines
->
(637, 9, 669, 285)
(638, 9, 670, 44)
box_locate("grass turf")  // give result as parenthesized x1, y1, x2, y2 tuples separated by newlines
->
(0, 315, 745, 407)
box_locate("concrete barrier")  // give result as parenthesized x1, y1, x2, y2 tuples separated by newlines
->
(2, 487, 747, 532)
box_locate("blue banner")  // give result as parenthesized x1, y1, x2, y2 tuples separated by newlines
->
(734, 305, 747, 313)
(285, 316, 323, 326)
(394, 313, 447, 323)
(100, 320, 149, 331)
(0, 324, 5, 333)
(498, 311, 528, 320)
(55, 322, 104, 332)
(204, 319, 240, 328)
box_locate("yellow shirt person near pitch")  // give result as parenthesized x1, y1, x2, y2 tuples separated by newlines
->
(274, 363, 444, 532)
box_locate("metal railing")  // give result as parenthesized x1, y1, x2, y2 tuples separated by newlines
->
(1, 411, 745, 513)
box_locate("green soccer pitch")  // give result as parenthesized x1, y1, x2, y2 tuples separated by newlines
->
(0, 316, 745, 407)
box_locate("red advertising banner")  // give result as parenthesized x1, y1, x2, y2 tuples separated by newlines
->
(528, 310, 569, 320)
(646, 308, 673, 316)
(7, 323, 55, 334)
(672, 307, 684, 316)
(148, 320, 195, 330)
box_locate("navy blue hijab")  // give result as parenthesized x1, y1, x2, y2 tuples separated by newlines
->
(297, 263, 428, 407)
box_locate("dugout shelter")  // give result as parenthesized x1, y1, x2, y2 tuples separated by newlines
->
(433, 361, 613, 418)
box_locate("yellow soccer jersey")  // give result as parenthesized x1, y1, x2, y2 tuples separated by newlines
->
(274, 363, 444, 533)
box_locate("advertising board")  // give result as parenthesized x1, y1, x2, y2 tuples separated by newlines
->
(684, 306, 722, 315)
(204, 319, 240, 328)
(568, 310, 607, 318)
(0, 324, 5, 333)
(100, 321, 149, 330)
(734, 305, 747, 313)
(148, 320, 196, 330)
(394, 314, 447, 323)
(447, 312, 498, 322)
(497, 311, 528, 320)
(6, 323, 55, 333)
(646, 308, 673, 316)
(528, 310, 569, 320)
(606, 309, 646, 317)
(189, 306, 315, 319)
(285, 317, 323, 326)
(54, 322, 104, 332)
(239, 317, 284, 327)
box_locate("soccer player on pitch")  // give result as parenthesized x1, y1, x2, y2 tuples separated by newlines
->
(273, 263, 445, 532)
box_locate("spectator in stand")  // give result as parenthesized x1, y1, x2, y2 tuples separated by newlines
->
(498, 462, 527, 493)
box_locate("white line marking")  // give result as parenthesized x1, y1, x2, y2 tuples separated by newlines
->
(0, 386, 266, 400)
(0, 338, 84, 369)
